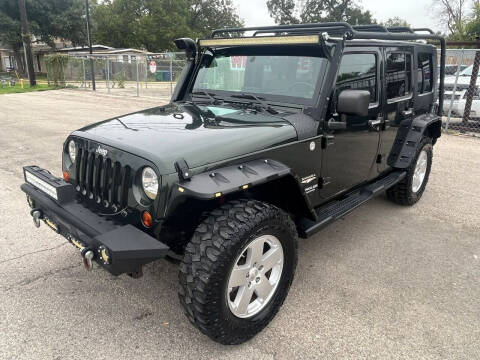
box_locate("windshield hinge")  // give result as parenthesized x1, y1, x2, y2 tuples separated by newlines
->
(175, 158, 191, 181)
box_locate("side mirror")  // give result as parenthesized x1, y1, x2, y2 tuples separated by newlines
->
(173, 38, 197, 60)
(337, 90, 370, 117)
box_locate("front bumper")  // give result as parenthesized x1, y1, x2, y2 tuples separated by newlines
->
(21, 166, 169, 276)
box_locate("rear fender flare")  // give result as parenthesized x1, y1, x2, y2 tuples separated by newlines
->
(387, 114, 441, 169)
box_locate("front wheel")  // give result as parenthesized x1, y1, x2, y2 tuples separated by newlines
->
(178, 199, 298, 345)
(387, 137, 433, 206)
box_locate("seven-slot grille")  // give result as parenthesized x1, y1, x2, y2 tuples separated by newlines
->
(74, 146, 131, 209)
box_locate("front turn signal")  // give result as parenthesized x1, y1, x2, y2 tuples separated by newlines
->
(142, 211, 153, 228)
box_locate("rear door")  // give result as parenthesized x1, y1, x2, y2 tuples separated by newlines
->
(320, 47, 382, 200)
(377, 47, 415, 173)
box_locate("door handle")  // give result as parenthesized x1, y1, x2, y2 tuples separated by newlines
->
(401, 108, 413, 117)
(327, 119, 347, 130)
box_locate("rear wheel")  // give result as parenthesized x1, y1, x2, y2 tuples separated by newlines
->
(178, 199, 298, 345)
(387, 137, 433, 206)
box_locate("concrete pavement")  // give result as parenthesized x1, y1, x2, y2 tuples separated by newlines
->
(1, 90, 479, 359)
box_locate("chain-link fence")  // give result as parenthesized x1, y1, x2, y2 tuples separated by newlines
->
(440, 49, 480, 136)
(58, 52, 187, 99)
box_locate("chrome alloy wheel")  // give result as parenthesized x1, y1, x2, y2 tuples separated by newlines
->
(226, 235, 284, 318)
(412, 150, 428, 193)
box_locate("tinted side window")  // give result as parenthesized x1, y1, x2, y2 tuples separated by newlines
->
(336, 53, 377, 103)
(417, 53, 433, 94)
(386, 52, 412, 100)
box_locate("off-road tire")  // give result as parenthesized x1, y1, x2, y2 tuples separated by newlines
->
(387, 137, 433, 206)
(178, 199, 298, 345)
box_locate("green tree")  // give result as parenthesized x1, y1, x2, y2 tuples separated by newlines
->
(383, 17, 410, 28)
(0, 0, 88, 73)
(465, 1, 480, 39)
(189, 0, 244, 36)
(266, 0, 375, 25)
(93, 0, 243, 52)
(265, 0, 299, 25)
(431, 0, 470, 40)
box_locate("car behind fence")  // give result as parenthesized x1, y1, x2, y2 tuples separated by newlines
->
(440, 49, 480, 136)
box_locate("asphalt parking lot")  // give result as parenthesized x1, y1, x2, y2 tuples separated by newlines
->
(1, 90, 479, 359)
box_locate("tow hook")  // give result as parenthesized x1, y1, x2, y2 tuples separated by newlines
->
(81, 248, 95, 271)
(31, 209, 43, 228)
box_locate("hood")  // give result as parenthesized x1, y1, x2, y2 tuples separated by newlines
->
(72, 103, 298, 174)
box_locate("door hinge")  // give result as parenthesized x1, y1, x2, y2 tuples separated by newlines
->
(321, 135, 335, 149)
(320, 177, 331, 187)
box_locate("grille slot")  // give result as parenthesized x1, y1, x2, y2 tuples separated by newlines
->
(74, 146, 131, 208)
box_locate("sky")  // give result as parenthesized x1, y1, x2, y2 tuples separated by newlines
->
(232, 0, 439, 32)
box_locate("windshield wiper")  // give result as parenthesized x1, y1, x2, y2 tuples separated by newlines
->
(229, 93, 279, 115)
(191, 91, 223, 105)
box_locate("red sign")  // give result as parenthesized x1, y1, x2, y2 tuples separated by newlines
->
(149, 61, 157, 73)
(231, 56, 247, 70)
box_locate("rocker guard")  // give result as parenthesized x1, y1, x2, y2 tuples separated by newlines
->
(21, 167, 169, 276)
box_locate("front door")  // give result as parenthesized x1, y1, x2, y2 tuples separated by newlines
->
(320, 48, 382, 201)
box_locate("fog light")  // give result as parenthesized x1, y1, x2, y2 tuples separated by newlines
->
(142, 211, 153, 228)
(63, 171, 69, 181)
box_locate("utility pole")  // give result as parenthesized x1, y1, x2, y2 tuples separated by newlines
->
(85, 0, 96, 90)
(18, 0, 36, 86)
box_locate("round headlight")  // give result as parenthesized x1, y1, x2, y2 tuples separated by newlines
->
(68, 140, 76, 163)
(142, 167, 158, 200)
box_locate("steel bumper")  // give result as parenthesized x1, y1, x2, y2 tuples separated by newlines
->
(20, 166, 169, 276)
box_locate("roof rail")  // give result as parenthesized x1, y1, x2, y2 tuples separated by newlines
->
(412, 28, 435, 34)
(387, 26, 414, 33)
(353, 25, 389, 33)
(252, 26, 348, 37)
(211, 22, 355, 38)
(209, 22, 445, 117)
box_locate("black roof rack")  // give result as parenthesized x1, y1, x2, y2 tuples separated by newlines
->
(209, 22, 445, 117)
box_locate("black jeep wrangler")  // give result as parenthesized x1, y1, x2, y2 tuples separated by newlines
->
(21, 23, 446, 344)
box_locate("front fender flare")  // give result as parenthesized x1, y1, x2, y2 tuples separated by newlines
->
(168, 158, 316, 220)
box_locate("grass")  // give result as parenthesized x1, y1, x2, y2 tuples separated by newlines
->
(0, 83, 59, 94)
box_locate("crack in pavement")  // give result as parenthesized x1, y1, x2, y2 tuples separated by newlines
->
(2, 263, 81, 292)
(0, 242, 68, 265)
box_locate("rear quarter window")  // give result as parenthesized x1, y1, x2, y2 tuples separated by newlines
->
(417, 53, 434, 94)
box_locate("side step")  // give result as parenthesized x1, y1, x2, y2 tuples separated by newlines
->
(298, 171, 406, 238)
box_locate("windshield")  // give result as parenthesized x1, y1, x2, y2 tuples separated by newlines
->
(192, 52, 328, 105)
